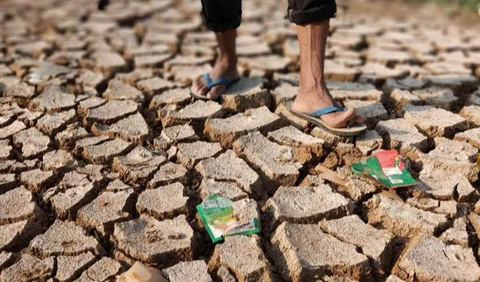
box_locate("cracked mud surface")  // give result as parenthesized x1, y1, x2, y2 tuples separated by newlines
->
(1, 0, 480, 281)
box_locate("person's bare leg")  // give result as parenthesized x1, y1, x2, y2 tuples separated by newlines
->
(291, 20, 365, 128)
(191, 29, 240, 100)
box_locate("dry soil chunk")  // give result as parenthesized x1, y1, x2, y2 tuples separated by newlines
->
(386, 275, 405, 282)
(160, 100, 224, 128)
(210, 236, 273, 282)
(42, 149, 78, 171)
(411, 87, 457, 110)
(92, 51, 127, 76)
(157, 124, 199, 147)
(49, 182, 97, 219)
(29, 86, 76, 112)
(82, 138, 134, 164)
(233, 132, 301, 189)
(136, 77, 175, 95)
(105, 179, 133, 192)
(383, 77, 426, 93)
(393, 235, 480, 282)
(328, 81, 383, 102)
(113, 146, 166, 182)
(0, 186, 41, 225)
(239, 54, 290, 72)
(30, 220, 102, 258)
(403, 104, 467, 138)
(0, 115, 14, 129)
(0, 219, 41, 252)
(267, 126, 324, 163)
(417, 165, 475, 201)
(265, 185, 352, 232)
(0, 173, 16, 194)
(0, 254, 53, 282)
(36, 109, 76, 135)
(220, 77, 271, 112)
(149, 88, 191, 109)
(164, 55, 213, 70)
(13, 127, 50, 159)
(148, 162, 188, 188)
(116, 68, 154, 85)
(20, 169, 54, 193)
(77, 70, 105, 88)
(455, 127, 480, 149)
(205, 106, 285, 148)
(334, 167, 380, 202)
(460, 105, 480, 127)
(320, 215, 394, 276)
(177, 141, 223, 169)
(0, 120, 26, 139)
(137, 182, 188, 220)
(113, 215, 194, 266)
(76, 257, 122, 282)
(389, 89, 423, 111)
(355, 130, 383, 155)
(0, 251, 13, 270)
(134, 53, 172, 68)
(270, 222, 371, 282)
(77, 97, 107, 118)
(162, 260, 212, 282)
(77, 189, 134, 236)
(440, 217, 469, 247)
(195, 151, 263, 198)
(376, 119, 429, 158)
(55, 252, 96, 282)
(360, 62, 408, 82)
(419, 137, 479, 182)
(324, 60, 359, 82)
(217, 266, 237, 282)
(86, 100, 138, 124)
(344, 100, 388, 128)
(364, 194, 449, 237)
(4, 81, 35, 99)
(92, 112, 150, 143)
(271, 83, 298, 106)
(199, 179, 248, 201)
(102, 79, 144, 102)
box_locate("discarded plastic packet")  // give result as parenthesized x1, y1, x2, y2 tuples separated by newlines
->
(350, 150, 417, 188)
(197, 194, 260, 243)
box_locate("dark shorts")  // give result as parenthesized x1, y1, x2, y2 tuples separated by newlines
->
(201, 0, 336, 32)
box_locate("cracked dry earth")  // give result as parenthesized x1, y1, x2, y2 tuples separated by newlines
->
(1, 0, 480, 281)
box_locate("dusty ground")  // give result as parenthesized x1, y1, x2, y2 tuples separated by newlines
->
(1, 0, 480, 281)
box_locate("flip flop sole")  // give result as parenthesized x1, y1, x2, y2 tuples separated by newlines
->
(291, 109, 367, 137)
(190, 91, 212, 101)
(190, 77, 241, 102)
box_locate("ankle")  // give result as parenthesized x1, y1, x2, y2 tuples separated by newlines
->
(299, 79, 327, 95)
(216, 54, 237, 68)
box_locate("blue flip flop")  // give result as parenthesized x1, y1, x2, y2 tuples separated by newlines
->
(190, 73, 240, 101)
(291, 106, 367, 137)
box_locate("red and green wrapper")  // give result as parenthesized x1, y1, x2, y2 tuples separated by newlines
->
(351, 150, 417, 188)
(197, 194, 260, 243)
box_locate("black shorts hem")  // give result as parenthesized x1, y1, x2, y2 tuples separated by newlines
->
(289, 1, 337, 24)
(201, 11, 241, 32)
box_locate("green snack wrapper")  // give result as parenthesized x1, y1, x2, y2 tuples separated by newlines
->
(351, 150, 417, 188)
(197, 194, 260, 243)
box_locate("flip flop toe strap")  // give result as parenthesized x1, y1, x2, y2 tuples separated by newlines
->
(307, 106, 351, 128)
(203, 73, 238, 91)
(307, 106, 346, 117)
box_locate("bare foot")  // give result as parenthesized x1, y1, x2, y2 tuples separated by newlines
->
(191, 58, 240, 100)
(291, 84, 366, 128)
